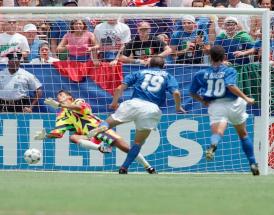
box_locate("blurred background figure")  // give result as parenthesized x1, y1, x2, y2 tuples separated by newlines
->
(23, 23, 47, 62)
(30, 42, 59, 63)
(15, 0, 36, 6)
(78, 0, 109, 6)
(50, 0, 93, 59)
(94, 19, 131, 65)
(57, 19, 97, 61)
(0, 18, 30, 63)
(120, 21, 172, 65)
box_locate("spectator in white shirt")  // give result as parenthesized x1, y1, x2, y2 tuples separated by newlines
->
(94, 19, 131, 65)
(0, 19, 30, 63)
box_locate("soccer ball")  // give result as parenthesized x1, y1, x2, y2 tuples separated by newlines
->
(24, 148, 41, 164)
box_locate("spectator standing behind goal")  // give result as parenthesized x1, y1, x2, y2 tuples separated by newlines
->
(88, 56, 186, 174)
(189, 45, 260, 176)
(170, 15, 210, 64)
(57, 19, 98, 62)
(0, 52, 42, 112)
(50, 0, 93, 60)
(119, 21, 172, 65)
(35, 90, 157, 174)
(0, 18, 30, 63)
(94, 19, 131, 65)
(22, 23, 47, 62)
(30, 42, 59, 63)
(214, 16, 254, 65)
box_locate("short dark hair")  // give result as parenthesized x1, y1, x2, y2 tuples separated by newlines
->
(57, 90, 73, 98)
(149, 56, 165, 69)
(210, 45, 225, 62)
(38, 42, 49, 52)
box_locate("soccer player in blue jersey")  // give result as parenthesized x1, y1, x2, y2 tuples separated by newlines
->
(89, 56, 186, 174)
(189, 45, 260, 176)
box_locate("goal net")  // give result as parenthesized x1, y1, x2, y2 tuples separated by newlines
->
(0, 7, 271, 174)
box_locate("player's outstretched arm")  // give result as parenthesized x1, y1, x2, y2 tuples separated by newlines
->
(227, 85, 255, 105)
(44, 98, 83, 112)
(173, 90, 186, 113)
(109, 84, 128, 110)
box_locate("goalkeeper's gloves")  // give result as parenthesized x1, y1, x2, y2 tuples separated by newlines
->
(44, 98, 60, 109)
(34, 128, 47, 140)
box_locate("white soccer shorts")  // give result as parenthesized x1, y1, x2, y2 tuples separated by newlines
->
(208, 97, 248, 126)
(111, 98, 162, 130)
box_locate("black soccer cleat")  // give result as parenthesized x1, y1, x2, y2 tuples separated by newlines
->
(206, 144, 217, 161)
(118, 167, 128, 174)
(250, 163, 260, 176)
(146, 167, 157, 174)
(98, 145, 112, 154)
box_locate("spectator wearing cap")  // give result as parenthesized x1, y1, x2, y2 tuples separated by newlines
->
(50, 0, 93, 60)
(22, 23, 47, 62)
(119, 21, 172, 65)
(228, 0, 254, 34)
(0, 52, 42, 112)
(170, 15, 210, 64)
(57, 19, 98, 62)
(30, 42, 59, 63)
(214, 16, 254, 65)
(94, 19, 131, 65)
(0, 19, 30, 63)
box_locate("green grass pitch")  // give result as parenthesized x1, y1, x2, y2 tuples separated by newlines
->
(0, 171, 274, 215)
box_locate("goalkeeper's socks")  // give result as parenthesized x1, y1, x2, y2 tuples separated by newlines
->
(210, 134, 222, 146)
(78, 139, 100, 150)
(241, 136, 256, 164)
(121, 143, 142, 169)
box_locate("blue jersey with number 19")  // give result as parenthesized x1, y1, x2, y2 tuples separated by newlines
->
(123, 68, 179, 106)
(189, 64, 238, 101)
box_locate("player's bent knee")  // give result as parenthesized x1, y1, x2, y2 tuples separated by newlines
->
(69, 135, 78, 144)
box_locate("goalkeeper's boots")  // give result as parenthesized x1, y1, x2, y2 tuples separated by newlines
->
(118, 167, 128, 174)
(146, 167, 157, 174)
(250, 163, 260, 176)
(98, 145, 112, 154)
(88, 126, 108, 139)
(206, 144, 217, 161)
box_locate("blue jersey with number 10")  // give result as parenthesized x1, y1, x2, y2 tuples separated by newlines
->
(189, 64, 238, 101)
(123, 68, 179, 106)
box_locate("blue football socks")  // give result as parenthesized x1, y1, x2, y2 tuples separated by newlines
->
(241, 136, 256, 164)
(121, 143, 142, 169)
(210, 134, 222, 146)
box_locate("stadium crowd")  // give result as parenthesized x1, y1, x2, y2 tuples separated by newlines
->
(0, 0, 273, 65)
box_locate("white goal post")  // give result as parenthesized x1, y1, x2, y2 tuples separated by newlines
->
(0, 7, 271, 175)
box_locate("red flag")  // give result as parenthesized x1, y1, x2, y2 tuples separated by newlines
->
(53, 61, 123, 95)
(86, 61, 123, 95)
(53, 61, 86, 82)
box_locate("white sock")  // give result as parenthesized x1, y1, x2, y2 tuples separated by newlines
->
(136, 153, 150, 169)
(78, 139, 100, 151)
